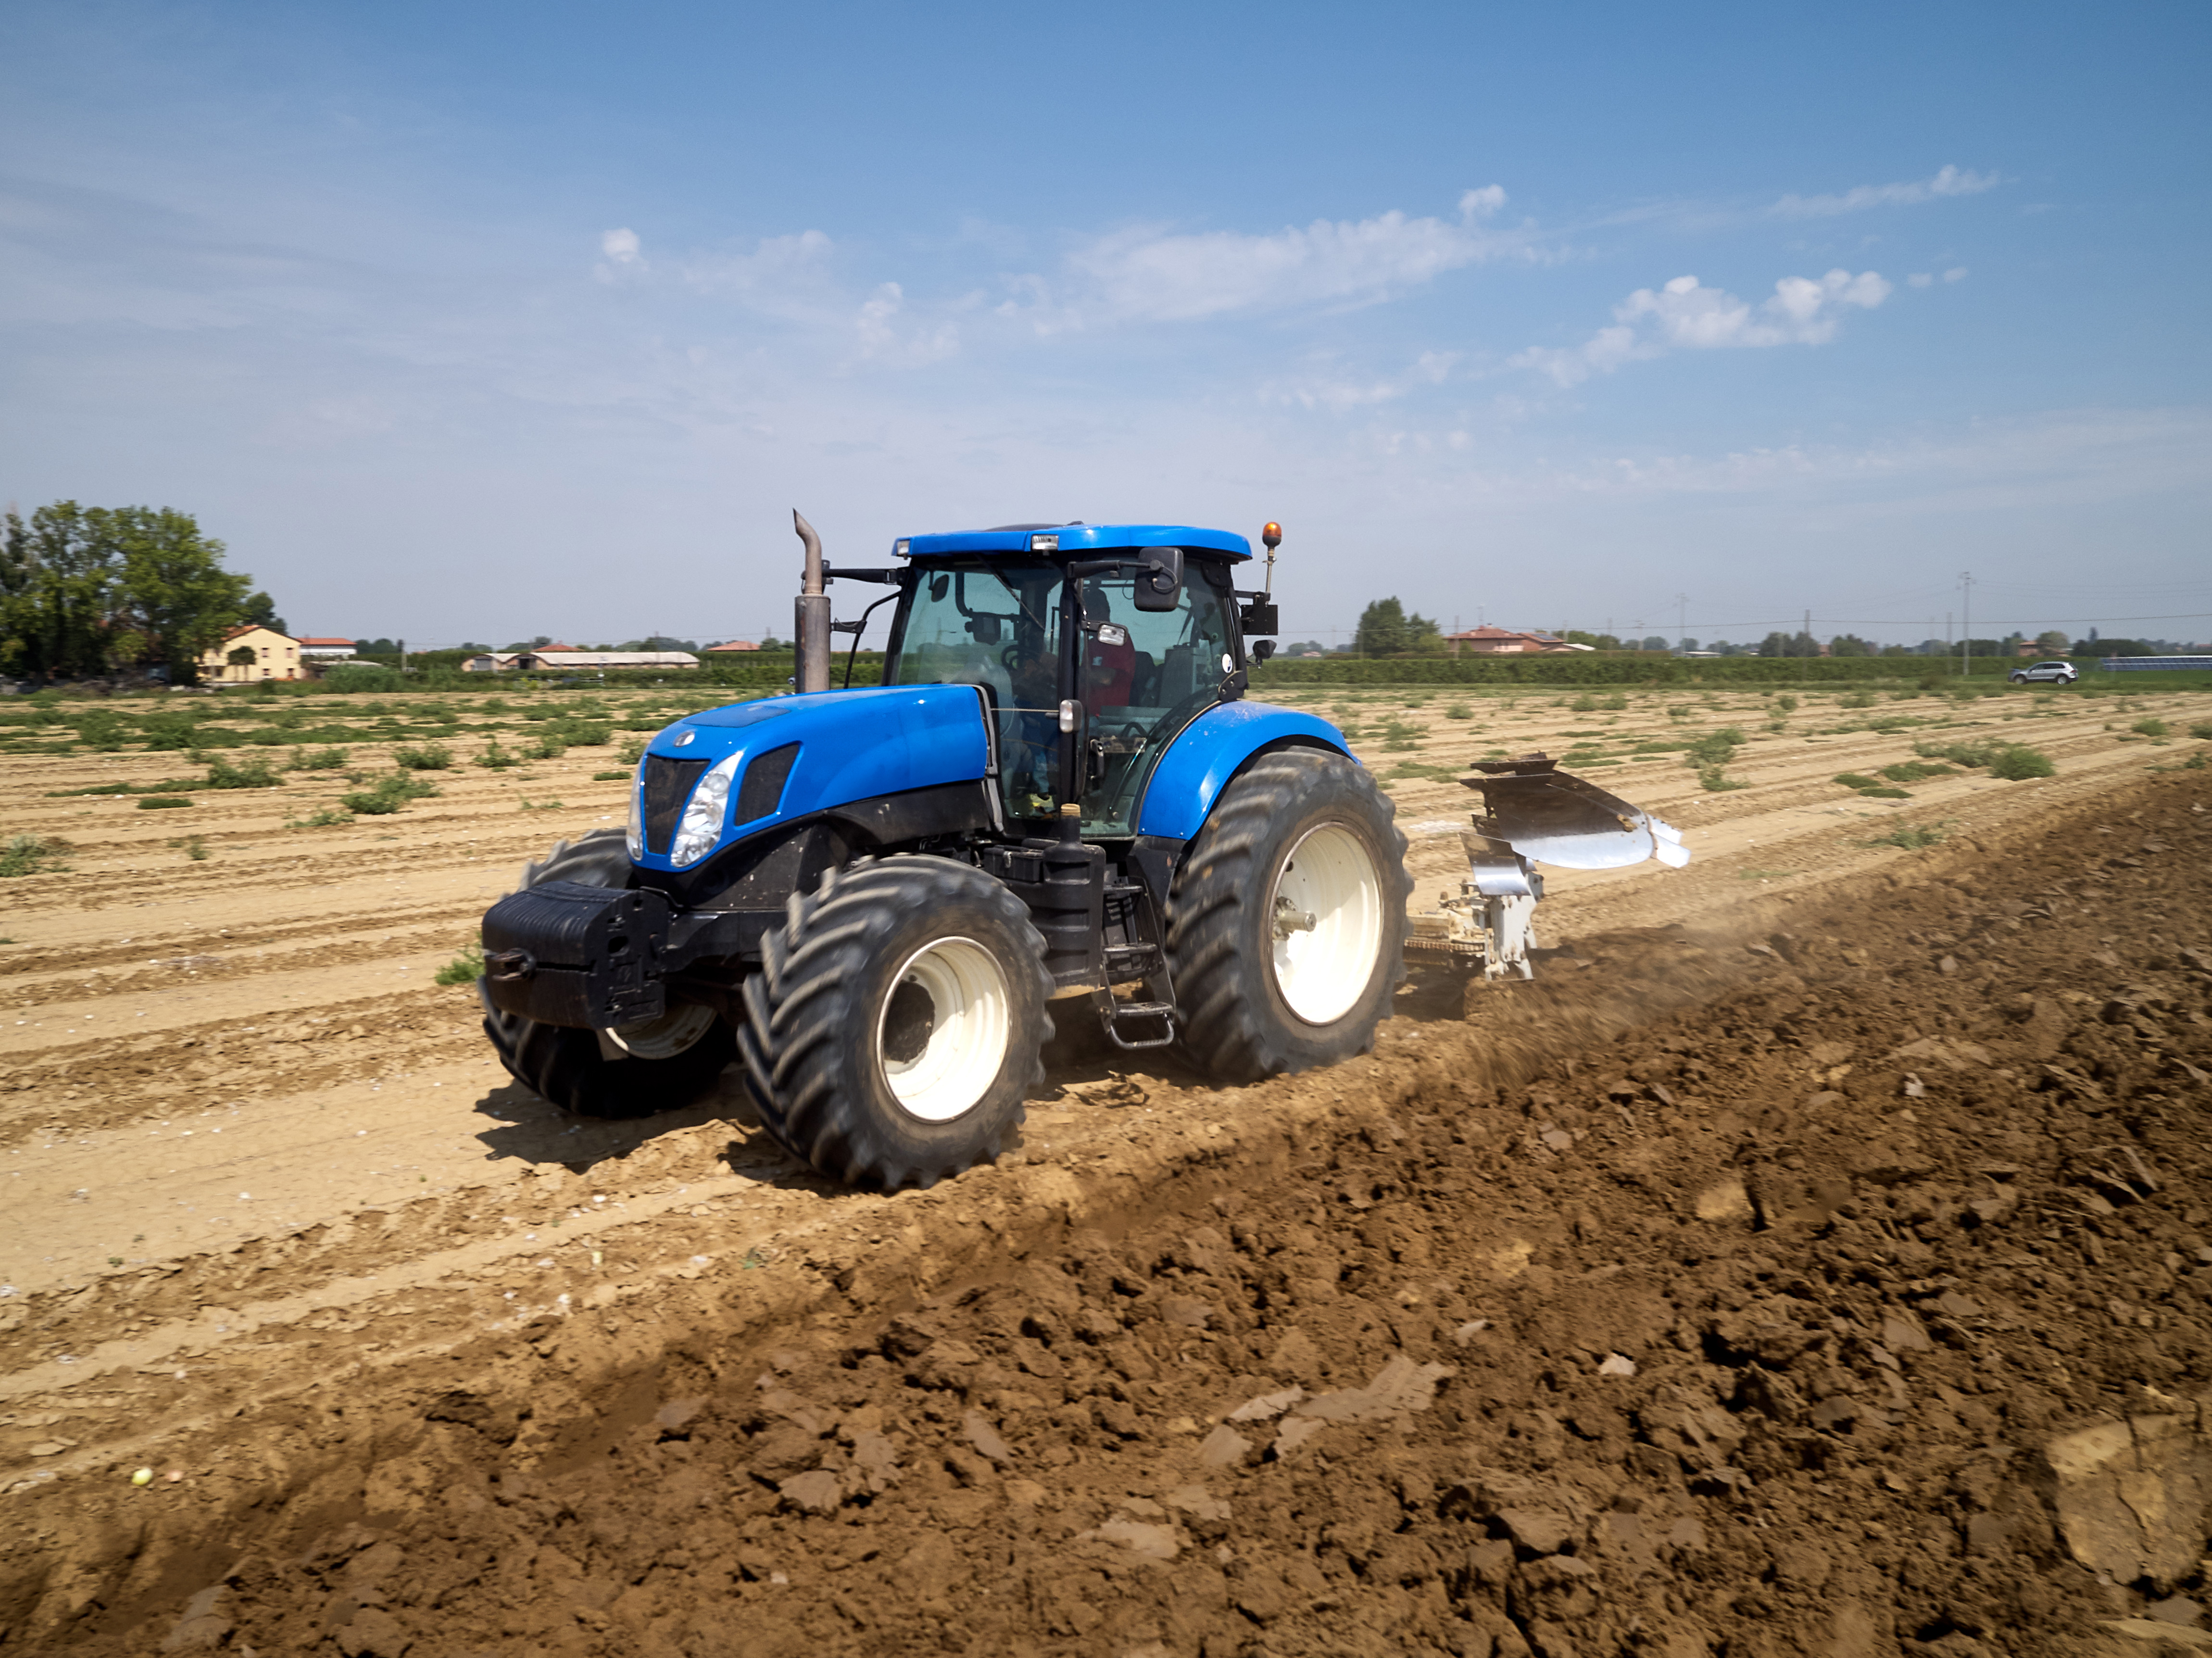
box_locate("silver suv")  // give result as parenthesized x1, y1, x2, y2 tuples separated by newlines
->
(2009, 660, 2078, 685)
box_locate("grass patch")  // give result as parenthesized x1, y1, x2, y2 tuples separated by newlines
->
(1442, 703, 1474, 720)
(591, 769, 632, 781)
(1383, 760, 1463, 784)
(1864, 821, 1949, 850)
(517, 797, 566, 812)
(1837, 690, 1876, 709)
(2190, 721, 2212, 741)
(74, 710, 131, 750)
(393, 741, 454, 770)
(526, 733, 569, 761)
(0, 834, 70, 877)
(1832, 772, 1882, 791)
(137, 795, 193, 810)
(287, 807, 354, 828)
(476, 739, 521, 769)
(290, 745, 350, 770)
(204, 754, 283, 789)
(171, 834, 210, 861)
(1697, 766, 1747, 791)
(1879, 760, 1957, 782)
(1912, 737, 2057, 779)
(1684, 728, 1745, 769)
(434, 943, 485, 987)
(2131, 717, 2169, 738)
(339, 772, 442, 815)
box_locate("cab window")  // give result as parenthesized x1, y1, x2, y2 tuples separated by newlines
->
(1076, 559, 1238, 835)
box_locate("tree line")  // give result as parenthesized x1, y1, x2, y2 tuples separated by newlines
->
(2, 502, 275, 685)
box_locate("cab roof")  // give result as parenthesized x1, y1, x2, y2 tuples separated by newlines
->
(900, 522, 1252, 561)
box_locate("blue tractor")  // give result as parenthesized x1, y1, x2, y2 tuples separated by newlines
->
(477, 516, 1414, 1191)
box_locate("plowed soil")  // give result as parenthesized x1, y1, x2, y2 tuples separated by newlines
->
(3, 683, 2210, 1656)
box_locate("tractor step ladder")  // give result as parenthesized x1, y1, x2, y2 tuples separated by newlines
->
(1095, 876, 1177, 1049)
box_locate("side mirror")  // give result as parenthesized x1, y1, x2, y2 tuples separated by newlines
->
(1133, 546, 1183, 613)
(967, 615, 1001, 645)
(1251, 639, 1277, 664)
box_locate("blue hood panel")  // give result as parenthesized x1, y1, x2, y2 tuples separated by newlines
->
(1135, 702, 1353, 841)
(632, 686, 990, 872)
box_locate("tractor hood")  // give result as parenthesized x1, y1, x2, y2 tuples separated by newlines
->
(627, 685, 992, 874)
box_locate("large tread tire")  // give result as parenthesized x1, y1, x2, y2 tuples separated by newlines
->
(737, 855, 1052, 1192)
(1167, 749, 1411, 1084)
(478, 829, 736, 1119)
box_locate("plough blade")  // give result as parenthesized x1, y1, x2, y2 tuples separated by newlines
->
(1405, 753, 1688, 982)
(1465, 755, 1689, 871)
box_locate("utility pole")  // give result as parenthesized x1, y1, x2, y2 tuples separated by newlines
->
(1959, 571, 1973, 679)
(1676, 593, 1688, 648)
(399, 638, 406, 676)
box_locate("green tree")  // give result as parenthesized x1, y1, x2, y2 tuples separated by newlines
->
(1563, 629, 1622, 651)
(1354, 597, 1442, 657)
(2034, 629, 2070, 655)
(109, 508, 255, 684)
(1, 503, 116, 678)
(241, 590, 288, 635)
(0, 502, 254, 684)
(1828, 634, 1874, 656)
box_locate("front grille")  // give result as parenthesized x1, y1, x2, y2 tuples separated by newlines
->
(735, 742, 800, 825)
(641, 755, 710, 855)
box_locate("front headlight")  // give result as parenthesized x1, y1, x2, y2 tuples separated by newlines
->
(669, 754, 739, 867)
(624, 759, 645, 858)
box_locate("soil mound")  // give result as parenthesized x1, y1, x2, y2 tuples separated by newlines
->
(8, 778, 2212, 1656)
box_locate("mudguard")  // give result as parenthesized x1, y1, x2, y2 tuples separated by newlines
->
(1134, 702, 1352, 841)
(628, 685, 991, 874)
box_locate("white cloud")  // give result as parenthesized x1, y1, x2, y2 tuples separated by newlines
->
(592, 226, 646, 284)
(1772, 164, 1998, 218)
(1514, 269, 1893, 387)
(1944, 266, 1969, 282)
(853, 281, 959, 366)
(1259, 348, 1465, 413)
(1908, 272, 1933, 288)
(1019, 187, 1527, 330)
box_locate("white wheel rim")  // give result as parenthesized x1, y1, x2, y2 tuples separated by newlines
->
(607, 1002, 717, 1060)
(1268, 822, 1384, 1026)
(877, 936, 1012, 1123)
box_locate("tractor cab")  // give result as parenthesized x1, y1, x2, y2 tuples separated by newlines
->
(877, 524, 1263, 836)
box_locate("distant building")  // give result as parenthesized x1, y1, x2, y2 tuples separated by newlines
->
(510, 650, 699, 672)
(1443, 626, 1578, 656)
(200, 624, 302, 684)
(462, 653, 521, 673)
(297, 637, 357, 659)
(706, 640, 760, 653)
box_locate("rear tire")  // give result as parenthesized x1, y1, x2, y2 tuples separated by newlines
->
(737, 856, 1052, 1191)
(1167, 750, 1410, 1084)
(477, 829, 736, 1119)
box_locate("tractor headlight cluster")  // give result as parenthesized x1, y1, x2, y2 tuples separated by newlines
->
(670, 754, 740, 867)
(624, 758, 646, 859)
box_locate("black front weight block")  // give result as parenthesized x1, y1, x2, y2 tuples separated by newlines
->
(480, 880, 673, 1029)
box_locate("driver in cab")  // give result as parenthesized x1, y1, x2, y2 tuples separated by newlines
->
(1081, 580, 1135, 717)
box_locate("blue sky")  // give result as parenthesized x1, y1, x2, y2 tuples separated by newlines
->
(2, 0, 2208, 650)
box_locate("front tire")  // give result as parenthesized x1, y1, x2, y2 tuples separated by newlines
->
(1167, 749, 1411, 1084)
(477, 829, 736, 1118)
(737, 856, 1052, 1191)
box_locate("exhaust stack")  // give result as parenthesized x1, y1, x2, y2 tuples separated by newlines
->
(792, 509, 831, 694)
